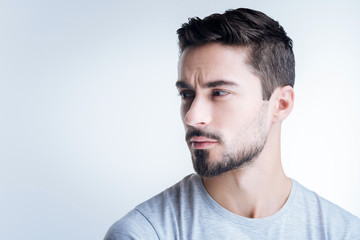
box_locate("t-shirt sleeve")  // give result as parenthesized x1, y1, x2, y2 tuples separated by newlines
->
(104, 209, 159, 240)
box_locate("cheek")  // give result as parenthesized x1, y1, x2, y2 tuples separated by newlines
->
(212, 103, 244, 127)
(212, 102, 262, 141)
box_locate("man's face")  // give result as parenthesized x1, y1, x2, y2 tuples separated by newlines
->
(177, 43, 271, 177)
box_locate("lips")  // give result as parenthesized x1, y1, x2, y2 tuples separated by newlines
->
(190, 136, 218, 149)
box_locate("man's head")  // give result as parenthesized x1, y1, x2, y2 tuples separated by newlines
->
(176, 8, 294, 177)
(177, 8, 295, 100)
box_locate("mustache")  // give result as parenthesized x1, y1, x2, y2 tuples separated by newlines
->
(185, 127, 222, 142)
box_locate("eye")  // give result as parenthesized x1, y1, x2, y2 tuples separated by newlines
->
(213, 90, 229, 97)
(179, 90, 195, 99)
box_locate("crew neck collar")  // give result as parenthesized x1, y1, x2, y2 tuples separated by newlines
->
(193, 174, 298, 226)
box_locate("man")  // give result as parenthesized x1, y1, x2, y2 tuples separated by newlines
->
(104, 8, 360, 239)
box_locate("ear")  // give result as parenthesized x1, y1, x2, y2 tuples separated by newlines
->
(271, 85, 294, 123)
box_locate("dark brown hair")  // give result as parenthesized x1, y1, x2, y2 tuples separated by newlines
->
(177, 8, 295, 100)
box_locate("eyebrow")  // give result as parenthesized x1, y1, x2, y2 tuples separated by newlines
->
(175, 80, 239, 89)
(175, 80, 191, 89)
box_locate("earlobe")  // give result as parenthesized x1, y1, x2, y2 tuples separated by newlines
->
(272, 86, 294, 122)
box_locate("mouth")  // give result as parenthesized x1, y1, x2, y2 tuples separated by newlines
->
(190, 136, 218, 149)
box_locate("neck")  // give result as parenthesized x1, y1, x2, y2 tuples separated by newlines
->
(201, 125, 292, 218)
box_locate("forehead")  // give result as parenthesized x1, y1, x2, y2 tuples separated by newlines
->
(180, 43, 247, 64)
(177, 43, 260, 88)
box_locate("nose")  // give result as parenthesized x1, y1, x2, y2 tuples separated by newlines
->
(184, 96, 211, 127)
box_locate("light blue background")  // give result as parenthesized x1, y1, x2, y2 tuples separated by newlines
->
(1, 0, 359, 239)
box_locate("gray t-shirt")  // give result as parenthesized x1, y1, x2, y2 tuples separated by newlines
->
(104, 174, 360, 239)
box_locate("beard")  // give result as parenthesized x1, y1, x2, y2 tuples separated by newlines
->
(186, 102, 269, 177)
(192, 140, 266, 177)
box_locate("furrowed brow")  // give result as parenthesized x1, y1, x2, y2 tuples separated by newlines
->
(204, 80, 239, 88)
(175, 80, 191, 89)
(175, 80, 239, 89)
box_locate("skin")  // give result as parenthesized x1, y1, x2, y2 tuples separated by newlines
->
(177, 43, 294, 218)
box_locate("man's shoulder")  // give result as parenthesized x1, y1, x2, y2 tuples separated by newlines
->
(293, 180, 360, 237)
(104, 209, 158, 240)
(294, 179, 359, 219)
(135, 173, 199, 216)
(104, 173, 200, 240)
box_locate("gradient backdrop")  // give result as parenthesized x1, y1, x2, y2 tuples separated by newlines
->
(1, 0, 359, 239)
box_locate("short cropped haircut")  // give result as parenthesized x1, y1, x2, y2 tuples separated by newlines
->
(177, 8, 295, 100)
